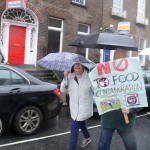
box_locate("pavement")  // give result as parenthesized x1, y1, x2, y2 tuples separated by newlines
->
(0, 107, 150, 150)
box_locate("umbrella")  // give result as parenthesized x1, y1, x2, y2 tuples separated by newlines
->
(139, 48, 150, 55)
(37, 52, 96, 72)
(69, 33, 138, 51)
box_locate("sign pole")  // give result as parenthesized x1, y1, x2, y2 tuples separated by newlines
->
(124, 114, 129, 124)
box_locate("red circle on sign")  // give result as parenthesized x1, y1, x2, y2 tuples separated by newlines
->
(127, 96, 137, 105)
(113, 58, 128, 71)
(98, 77, 109, 87)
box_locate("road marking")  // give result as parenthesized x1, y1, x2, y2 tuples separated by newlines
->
(0, 113, 149, 148)
(136, 113, 148, 118)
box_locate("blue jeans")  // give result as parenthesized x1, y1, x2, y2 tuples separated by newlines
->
(98, 128, 137, 150)
(68, 120, 90, 150)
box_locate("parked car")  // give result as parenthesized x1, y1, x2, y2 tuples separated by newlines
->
(0, 64, 63, 135)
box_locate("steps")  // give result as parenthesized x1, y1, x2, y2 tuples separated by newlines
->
(13, 64, 63, 85)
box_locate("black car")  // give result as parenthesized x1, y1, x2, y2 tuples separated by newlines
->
(0, 64, 62, 135)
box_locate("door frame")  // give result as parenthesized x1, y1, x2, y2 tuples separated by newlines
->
(0, 8, 39, 66)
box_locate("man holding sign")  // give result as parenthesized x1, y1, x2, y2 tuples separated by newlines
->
(89, 48, 147, 150)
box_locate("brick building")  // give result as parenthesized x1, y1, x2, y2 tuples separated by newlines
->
(102, 0, 150, 69)
(0, 0, 150, 69)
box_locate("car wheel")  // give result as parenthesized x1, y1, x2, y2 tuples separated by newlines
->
(13, 106, 43, 135)
(0, 119, 3, 136)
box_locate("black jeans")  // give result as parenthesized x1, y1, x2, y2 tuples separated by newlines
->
(98, 128, 137, 150)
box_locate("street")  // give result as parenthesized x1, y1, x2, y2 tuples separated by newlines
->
(0, 107, 149, 150)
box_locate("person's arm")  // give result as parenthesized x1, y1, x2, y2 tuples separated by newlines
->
(60, 70, 69, 93)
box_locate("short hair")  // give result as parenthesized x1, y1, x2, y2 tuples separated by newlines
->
(113, 48, 127, 60)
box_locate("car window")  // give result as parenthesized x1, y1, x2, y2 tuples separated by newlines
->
(0, 67, 11, 85)
(11, 71, 28, 85)
(0, 66, 29, 85)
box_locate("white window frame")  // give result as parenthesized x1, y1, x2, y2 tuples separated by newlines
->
(72, 0, 85, 6)
(137, 0, 145, 17)
(113, 0, 123, 9)
(139, 37, 146, 66)
(77, 23, 90, 58)
(48, 17, 63, 52)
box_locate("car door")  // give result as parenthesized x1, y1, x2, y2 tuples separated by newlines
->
(0, 66, 30, 122)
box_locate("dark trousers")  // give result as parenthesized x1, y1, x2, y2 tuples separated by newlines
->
(98, 128, 137, 150)
(68, 120, 90, 150)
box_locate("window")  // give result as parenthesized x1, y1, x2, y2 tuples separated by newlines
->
(0, 67, 10, 85)
(139, 37, 146, 66)
(77, 23, 90, 58)
(47, 18, 63, 53)
(11, 71, 28, 85)
(137, 0, 145, 17)
(139, 37, 146, 50)
(113, 0, 123, 11)
(0, 66, 28, 85)
(72, 0, 85, 5)
(78, 24, 89, 34)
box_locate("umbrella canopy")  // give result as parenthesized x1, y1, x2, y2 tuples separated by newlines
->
(69, 33, 138, 51)
(37, 52, 96, 72)
(139, 48, 150, 55)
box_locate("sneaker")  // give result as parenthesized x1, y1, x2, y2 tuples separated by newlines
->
(80, 138, 91, 147)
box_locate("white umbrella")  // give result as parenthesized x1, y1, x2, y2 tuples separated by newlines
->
(139, 47, 150, 55)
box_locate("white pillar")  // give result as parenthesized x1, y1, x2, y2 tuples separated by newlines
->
(24, 26, 32, 64)
(3, 22, 10, 63)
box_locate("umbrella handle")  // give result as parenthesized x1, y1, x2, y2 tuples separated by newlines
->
(65, 77, 68, 89)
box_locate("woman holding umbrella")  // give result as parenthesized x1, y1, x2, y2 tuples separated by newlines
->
(60, 62, 94, 150)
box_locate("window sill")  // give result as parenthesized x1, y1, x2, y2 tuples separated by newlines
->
(71, 2, 87, 8)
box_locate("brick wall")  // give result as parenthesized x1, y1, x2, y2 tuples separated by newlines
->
(103, 0, 150, 49)
(0, 0, 150, 66)
(25, 0, 103, 62)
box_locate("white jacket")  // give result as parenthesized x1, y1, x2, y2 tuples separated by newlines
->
(60, 70, 93, 121)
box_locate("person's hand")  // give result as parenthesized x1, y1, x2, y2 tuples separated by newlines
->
(121, 107, 129, 115)
(64, 70, 69, 79)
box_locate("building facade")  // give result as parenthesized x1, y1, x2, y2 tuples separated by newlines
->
(0, 0, 150, 69)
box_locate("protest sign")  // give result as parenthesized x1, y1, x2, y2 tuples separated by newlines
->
(89, 57, 148, 115)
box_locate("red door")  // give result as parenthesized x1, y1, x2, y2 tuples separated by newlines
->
(8, 26, 26, 64)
